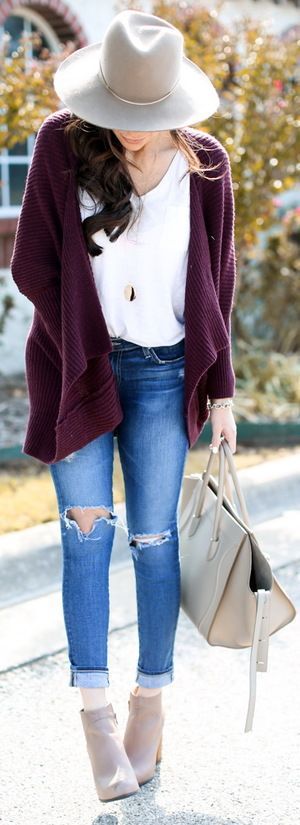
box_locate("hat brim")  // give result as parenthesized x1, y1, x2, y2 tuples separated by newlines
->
(53, 41, 219, 131)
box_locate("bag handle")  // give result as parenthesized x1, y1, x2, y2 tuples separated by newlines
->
(188, 438, 250, 544)
(221, 439, 251, 525)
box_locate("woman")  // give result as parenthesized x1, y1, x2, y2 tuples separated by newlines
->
(11, 9, 237, 805)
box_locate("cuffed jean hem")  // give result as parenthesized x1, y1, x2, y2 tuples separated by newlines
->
(136, 668, 174, 688)
(69, 669, 110, 687)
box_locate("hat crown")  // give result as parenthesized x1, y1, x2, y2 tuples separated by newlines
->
(100, 10, 183, 105)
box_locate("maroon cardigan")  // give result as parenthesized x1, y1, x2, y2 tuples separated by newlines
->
(10, 108, 236, 464)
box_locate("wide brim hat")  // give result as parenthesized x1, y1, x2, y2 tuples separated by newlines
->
(53, 9, 220, 131)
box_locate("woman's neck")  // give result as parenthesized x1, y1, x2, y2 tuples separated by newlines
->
(124, 133, 176, 167)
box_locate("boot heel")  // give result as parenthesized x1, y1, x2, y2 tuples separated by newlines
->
(156, 736, 162, 763)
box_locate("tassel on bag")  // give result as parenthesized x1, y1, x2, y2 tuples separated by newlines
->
(179, 438, 296, 732)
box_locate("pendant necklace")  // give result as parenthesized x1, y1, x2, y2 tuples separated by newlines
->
(124, 284, 136, 302)
(122, 146, 176, 303)
(123, 194, 140, 302)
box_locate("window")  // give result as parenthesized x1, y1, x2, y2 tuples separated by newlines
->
(0, 14, 52, 216)
(0, 135, 36, 214)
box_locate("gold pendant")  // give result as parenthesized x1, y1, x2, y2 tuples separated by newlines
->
(124, 284, 136, 302)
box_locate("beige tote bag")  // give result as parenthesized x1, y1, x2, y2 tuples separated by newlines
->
(179, 438, 296, 732)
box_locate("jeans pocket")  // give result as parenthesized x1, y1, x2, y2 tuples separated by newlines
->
(149, 340, 185, 365)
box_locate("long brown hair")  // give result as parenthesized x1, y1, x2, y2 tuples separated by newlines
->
(64, 113, 224, 256)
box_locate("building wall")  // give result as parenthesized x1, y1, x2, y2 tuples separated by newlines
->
(1, 0, 299, 375)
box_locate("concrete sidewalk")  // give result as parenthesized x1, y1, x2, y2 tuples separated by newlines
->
(0, 559, 299, 825)
(1, 453, 299, 823)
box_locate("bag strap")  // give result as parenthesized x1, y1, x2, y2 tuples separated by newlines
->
(188, 441, 225, 539)
(213, 443, 272, 733)
(188, 438, 250, 541)
(221, 440, 250, 525)
(244, 590, 271, 732)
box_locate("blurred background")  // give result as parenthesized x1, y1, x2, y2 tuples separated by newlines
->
(0, 0, 299, 532)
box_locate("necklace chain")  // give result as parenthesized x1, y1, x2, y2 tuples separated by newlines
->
(123, 147, 178, 301)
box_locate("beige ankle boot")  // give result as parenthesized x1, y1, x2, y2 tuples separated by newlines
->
(80, 703, 140, 802)
(123, 691, 165, 786)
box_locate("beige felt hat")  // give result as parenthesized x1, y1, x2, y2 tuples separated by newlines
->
(53, 9, 220, 131)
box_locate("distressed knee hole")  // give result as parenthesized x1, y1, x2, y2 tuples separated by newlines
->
(129, 529, 171, 551)
(61, 505, 117, 542)
(66, 506, 112, 533)
(131, 533, 165, 546)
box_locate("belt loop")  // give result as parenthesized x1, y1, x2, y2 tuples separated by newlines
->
(142, 346, 152, 359)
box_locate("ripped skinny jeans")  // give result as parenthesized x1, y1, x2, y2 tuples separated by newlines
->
(49, 336, 189, 688)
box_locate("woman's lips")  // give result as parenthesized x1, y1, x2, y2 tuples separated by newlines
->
(121, 136, 144, 144)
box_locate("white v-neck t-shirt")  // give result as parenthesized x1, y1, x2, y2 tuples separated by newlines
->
(78, 148, 190, 347)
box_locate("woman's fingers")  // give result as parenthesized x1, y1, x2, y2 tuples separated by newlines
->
(209, 409, 237, 454)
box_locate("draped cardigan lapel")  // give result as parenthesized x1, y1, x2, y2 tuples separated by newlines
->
(183, 171, 232, 425)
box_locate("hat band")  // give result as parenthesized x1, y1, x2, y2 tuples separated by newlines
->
(99, 62, 179, 106)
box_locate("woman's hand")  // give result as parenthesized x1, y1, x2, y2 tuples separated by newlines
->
(209, 399, 237, 454)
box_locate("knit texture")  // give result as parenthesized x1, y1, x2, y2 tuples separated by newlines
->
(10, 108, 236, 464)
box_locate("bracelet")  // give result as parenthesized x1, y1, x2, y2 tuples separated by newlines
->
(207, 399, 233, 410)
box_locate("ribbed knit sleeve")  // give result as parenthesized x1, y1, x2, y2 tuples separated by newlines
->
(10, 114, 67, 354)
(204, 150, 237, 399)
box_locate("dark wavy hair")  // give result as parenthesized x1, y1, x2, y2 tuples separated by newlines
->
(64, 113, 224, 256)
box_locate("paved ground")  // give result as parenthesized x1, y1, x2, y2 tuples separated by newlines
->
(1, 453, 299, 824)
(0, 560, 299, 825)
